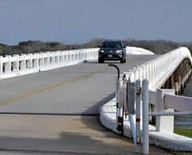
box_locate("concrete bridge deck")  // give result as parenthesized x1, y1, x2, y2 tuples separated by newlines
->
(0, 55, 173, 154)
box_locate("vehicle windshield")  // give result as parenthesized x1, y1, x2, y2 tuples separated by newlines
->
(101, 41, 122, 49)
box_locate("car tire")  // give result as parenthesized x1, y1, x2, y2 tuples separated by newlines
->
(98, 58, 104, 63)
(124, 58, 126, 63)
(120, 58, 126, 63)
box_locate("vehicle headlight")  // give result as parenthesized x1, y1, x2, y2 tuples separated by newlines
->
(99, 50, 104, 53)
(116, 50, 122, 54)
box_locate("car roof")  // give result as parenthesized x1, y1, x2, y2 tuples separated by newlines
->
(103, 39, 122, 43)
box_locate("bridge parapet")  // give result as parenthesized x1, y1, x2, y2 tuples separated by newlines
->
(122, 47, 192, 128)
(109, 47, 192, 152)
(125, 47, 192, 90)
(0, 48, 98, 79)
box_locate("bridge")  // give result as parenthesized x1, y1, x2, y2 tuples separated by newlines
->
(0, 47, 191, 154)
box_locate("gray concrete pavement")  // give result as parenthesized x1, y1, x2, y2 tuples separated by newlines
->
(0, 115, 134, 154)
(0, 114, 172, 155)
(0, 55, 173, 154)
(0, 55, 158, 114)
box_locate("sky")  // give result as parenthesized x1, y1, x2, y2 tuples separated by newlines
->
(0, 0, 192, 45)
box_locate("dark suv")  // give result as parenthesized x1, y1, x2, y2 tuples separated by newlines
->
(98, 40, 126, 63)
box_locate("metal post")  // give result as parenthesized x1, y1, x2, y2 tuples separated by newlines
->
(116, 80, 119, 115)
(126, 77, 137, 145)
(108, 64, 123, 133)
(108, 64, 120, 108)
(108, 64, 120, 105)
(117, 80, 124, 134)
(135, 80, 141, 153)
(142, 79, 149, 154)
(108, 64, 120, 80)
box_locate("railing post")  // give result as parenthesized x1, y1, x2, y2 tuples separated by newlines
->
(136, 80, 141, 152)
(34, 58, 38, 69)
(16, 55, 19, 71)
(142, 79, 149, 155)
(19, 57, 25, 71)
(156, 89, 175, 133)
(156, 89, 164, 132)
(117, 79, 124, 133)
(23, 55, 27, 70)
(0, 56, 3, 74)
(4, 56, 11, 73)
(26, 54, 32, 69)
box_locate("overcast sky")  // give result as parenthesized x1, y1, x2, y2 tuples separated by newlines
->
(0, 0, 192, 45)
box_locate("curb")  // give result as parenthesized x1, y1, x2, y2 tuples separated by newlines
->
(100, 98, 192, 151)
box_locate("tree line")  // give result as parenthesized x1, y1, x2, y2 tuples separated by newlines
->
(0, 38, 192, 56)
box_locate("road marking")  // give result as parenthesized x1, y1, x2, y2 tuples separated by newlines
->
(0, 67, 112, 107)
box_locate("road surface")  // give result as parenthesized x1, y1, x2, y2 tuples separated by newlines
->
(0, 55, 173, 154)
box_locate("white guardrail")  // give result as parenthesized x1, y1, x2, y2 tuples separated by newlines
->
(123, 47, 192, 129)
(121, 47, 192, 153)
(0, 48, 98, 79)
(126, 47, 192, 90)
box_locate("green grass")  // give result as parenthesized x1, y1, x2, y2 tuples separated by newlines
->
(174, 127, 192, 138)
(0, 46, 4, 50)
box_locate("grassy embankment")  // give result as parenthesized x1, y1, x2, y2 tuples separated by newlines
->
(174, 128, 192, 138)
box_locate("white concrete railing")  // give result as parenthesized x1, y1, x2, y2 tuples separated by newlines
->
(126, 46, 154, 55)
(123, 47, 192, 133)
(126, 47, 192, 90)
(0, 48, 98, 79)
(0, 46, 153, 80)
(116, 47, 192, 152)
